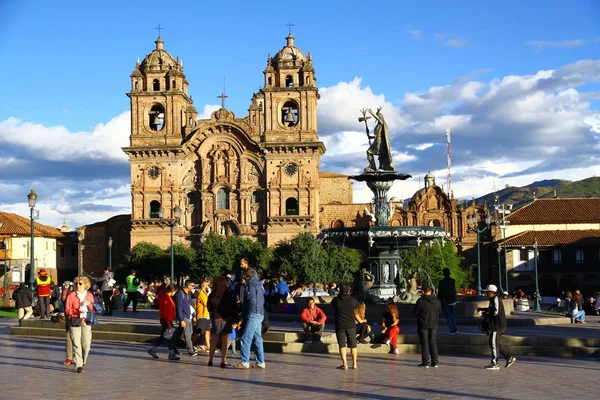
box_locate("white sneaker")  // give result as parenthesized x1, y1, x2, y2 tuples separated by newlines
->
(384, 340, 391, 347)
(393, 349, 399, 354)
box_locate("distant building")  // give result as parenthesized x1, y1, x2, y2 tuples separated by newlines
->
(499, 198, 600, 296)
(0, 211, 69, 287)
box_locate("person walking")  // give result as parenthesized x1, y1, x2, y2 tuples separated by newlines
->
(65, 276, 96, 373)
(172, 280, 197, 357)
(123, 269, 140, 312)
(12, 282, 33, 324)
(97, 266, 115, 315)
(234, 268, 266, 369)
(438, 267, 458, 334)
(61, 281, 75, 365)
(331, 283, 359, 370)
(413, 286, 441, 367)
(477, 284, 516, 370)
(147, 284, 179, 360)
(192, 279, 211, 352)
(208, 276, 236, 368)
(36, 268, 53, 319)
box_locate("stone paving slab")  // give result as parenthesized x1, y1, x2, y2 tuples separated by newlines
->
(0, 319, 598, 400)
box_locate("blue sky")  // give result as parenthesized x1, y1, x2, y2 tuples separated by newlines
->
(1, 0, 599, 229)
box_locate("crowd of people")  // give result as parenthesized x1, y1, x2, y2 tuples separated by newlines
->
(28, 264, 600, 374)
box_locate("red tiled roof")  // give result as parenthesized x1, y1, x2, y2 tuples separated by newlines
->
(507, 198, 600, 224)
(0, 211, 64, 238)
(503, 230, 600, 247)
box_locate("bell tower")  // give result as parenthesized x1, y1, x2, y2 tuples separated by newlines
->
(249, 33, 325, 246)
(127, 36, 193, 147)
(124, 35, 195, 247)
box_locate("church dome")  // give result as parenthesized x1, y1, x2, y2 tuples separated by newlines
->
(140, 37, 177, 72)
(273, 34, 307, 67)
(186, 105, 197, 113)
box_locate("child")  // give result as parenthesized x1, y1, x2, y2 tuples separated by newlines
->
(381, 301, 400, 354)
(228, 319, 240, 356)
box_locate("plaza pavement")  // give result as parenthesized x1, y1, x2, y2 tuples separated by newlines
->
(0, 317, 598, 400)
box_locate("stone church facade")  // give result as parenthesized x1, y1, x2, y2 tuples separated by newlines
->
(123, 34, 485, 250)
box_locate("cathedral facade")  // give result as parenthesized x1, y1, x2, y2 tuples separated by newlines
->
(123, 34, 324, 248)
(123, 33, 485, 251)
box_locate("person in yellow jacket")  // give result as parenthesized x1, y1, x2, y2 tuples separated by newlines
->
(36, 269, 53, 319)
(192, 280, 211, 351)
(123, 270, 140, 312)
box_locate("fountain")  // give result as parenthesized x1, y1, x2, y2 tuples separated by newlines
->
(320, 108, 447, 303)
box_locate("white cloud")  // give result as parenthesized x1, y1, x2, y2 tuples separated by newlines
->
(317, 59, 600, 203)
(526, 39, 586, 50)
(408, 30, 423, 40)
(434, 33, 468, 48)
(0, 112, 130, 162)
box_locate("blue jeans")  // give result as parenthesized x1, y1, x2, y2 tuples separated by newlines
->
(240, 313, 264, 366)
(443, 304, 457, 333)
(573, 310, 585, 322)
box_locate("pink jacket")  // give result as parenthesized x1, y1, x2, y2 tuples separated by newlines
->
(65, 291, 95, 323)
(301, 305, 327, 325)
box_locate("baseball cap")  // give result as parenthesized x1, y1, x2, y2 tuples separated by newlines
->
(483, 284, 498, 293)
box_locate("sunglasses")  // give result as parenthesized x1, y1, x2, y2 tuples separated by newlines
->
(75, 282, 84, 286)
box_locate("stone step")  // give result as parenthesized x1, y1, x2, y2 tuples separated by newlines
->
(11, 325, 600, 358)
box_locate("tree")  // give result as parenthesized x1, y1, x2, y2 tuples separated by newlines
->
(126, 242, 168, 282)
(397, 240, 472, 290)
(195, 233, 273, 280)
(271, 233, 363, 284)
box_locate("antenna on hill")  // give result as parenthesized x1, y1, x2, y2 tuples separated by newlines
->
(446, 128, 452, 195)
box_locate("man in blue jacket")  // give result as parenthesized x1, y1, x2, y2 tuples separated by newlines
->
(171, 280, 197, 358)
(235, 268, 266, 369)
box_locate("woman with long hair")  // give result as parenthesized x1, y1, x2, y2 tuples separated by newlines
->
(65, 276, 96, 373)
(381, 301, 400, 354)
(207, 275, 236, 368)
(569, 291, 586, 323)
(354, 302, 372, 344)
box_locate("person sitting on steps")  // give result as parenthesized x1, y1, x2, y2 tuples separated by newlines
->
(301, 297, 327, 343)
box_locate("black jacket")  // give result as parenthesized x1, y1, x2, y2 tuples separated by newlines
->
(331, 293, 359, 330)
(437, 277, 457, 307)
(413, 294, 441, 330)
(12, 286, 33, 308)
(486, 296, 507, 333)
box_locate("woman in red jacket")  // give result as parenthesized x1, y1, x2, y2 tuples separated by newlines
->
(65, 276, 95, 373)
(147, 284, 179, 360)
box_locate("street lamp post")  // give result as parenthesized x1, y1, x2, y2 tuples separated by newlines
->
(3, 238, 8, 293)
(78, 232, 84, 276)
(496, 247, 502, 292)
(159, 206, 181, 284)
(467, 212, 491, 296)
(27, 190, 37, 290)
(533, 240, 541, 312)
(495, 203, 512, 294)
(108, 237, 113, 269)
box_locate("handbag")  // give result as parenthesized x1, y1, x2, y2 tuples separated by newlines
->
(163, 327, 175, 339)
(93, 302, 104, 314)
(86, 311, 98, 326)
(70, 316, 82, 327)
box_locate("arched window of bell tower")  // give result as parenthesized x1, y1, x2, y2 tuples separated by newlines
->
(148, 104, 165, 131)
(285, 75, 294, 87)
(152, 79, 160, 91)
(149, 200, 161, 219)
(134, 81, 139, 90)
(172, 80, 176, 90)
(281, 100, 299, 127)
(285, 197, 299, 215)
(267, 77, 272, 86)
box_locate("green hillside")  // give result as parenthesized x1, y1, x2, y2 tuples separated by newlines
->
(469, 177, 600, 209)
